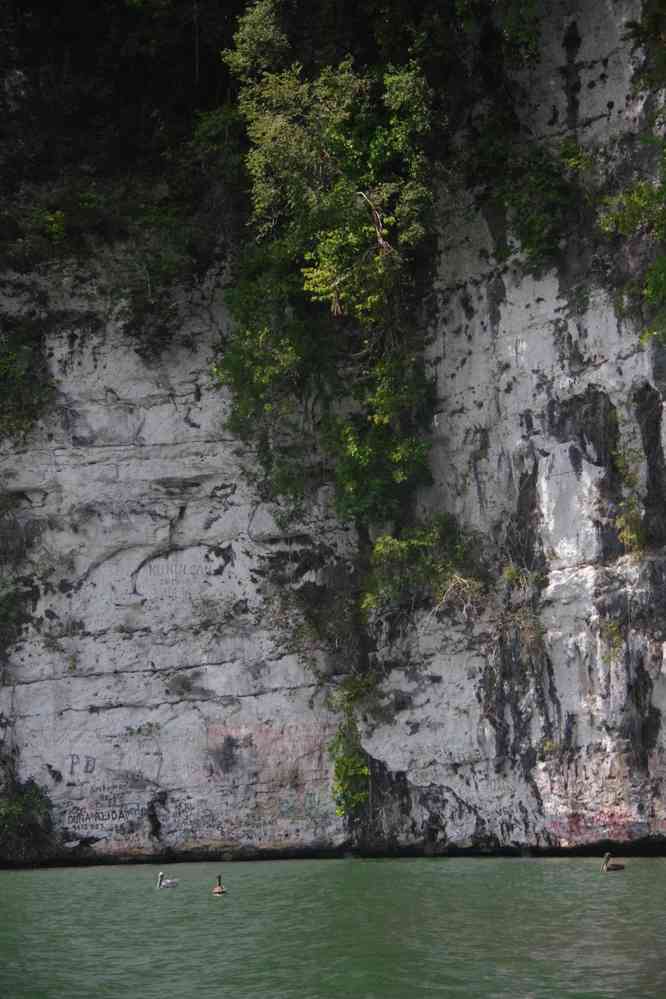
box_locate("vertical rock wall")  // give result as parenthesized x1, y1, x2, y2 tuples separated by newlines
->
(0, 268, 353, 859)
(361, 0, 666, 850)
(3, 0, 666, 860)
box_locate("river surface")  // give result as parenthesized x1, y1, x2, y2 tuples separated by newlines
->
(1, 856, 665, 998)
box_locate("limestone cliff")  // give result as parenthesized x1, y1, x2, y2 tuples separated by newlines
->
(2, 0, 666, 862)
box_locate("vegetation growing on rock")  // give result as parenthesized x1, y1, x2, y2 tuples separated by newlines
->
(597, 2, 666, 343)
(361, 514, 486, 616)
(215, 0, 555, 526)
(0, 753, 54, 864)
(328, 676, 376, 817)
(0, 313, 57, 441)
(4, 0, 661, 844)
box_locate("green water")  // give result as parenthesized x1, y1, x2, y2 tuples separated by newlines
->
(1, 857, 665, 998)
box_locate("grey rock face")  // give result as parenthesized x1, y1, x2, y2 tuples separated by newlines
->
(3, 0, 666, 860)
(0, 271, 352, 859)
(361, 0, 666, 851)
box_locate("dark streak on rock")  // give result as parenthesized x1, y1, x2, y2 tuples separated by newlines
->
(623, 657, 662, 770)
(210, 736, 241, 774)
(561, 21, 582, 132)
(147, 790, 168, 839)
(634, 382, 666, 545)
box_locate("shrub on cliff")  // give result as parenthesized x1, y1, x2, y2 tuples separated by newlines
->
(0, 756, 55, 864)
(217, 6, 437, 524)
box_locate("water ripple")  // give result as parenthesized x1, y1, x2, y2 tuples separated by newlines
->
(1, 857, 665, 998)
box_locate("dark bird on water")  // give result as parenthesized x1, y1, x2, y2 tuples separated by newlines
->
(601, 852, 625, 873)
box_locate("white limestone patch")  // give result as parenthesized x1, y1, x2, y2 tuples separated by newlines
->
(511, 0, 645, 144)
(538, 445, 604, 567)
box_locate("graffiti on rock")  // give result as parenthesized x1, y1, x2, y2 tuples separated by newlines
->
(69, 753, 96, 776)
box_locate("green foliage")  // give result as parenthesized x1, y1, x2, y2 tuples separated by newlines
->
(468, 121, 587, 270)
(1, 0, 550, 516)
(494, 0, 541, 63)
(635, 263, 666, 343)
(2, 199, 71, 269)
(612, 445, 642, 491)
(0, 0, 248, 350)
(616, 494, 647, 554)
(605, 5, 666, 345)
(599, 180, 666, 240)
(101, 199, 196, 340)
(1, 1, 244, 195)
(329, 680, 372, 817)
(610, 446, 647, 554)
(224, 0, 289, 82)
(540, 737, 559, 757)
(0, 316, 54, 440)
(559, 138, 596, 178)
(1, 166, 235, 351)
(325, 357, 433, 522)
(0, 580, 38, 654)
(361, 513, 485, 614)
(502, 144, 579, 267)
(126, 721, 161, 736)
(184, 105, 246, 185)
(640, 254, 666, 343)
(329, 721, 370, 817)
(0, 772, 53, 862)
(124, 0, 176, 10)
(501, 605, 545, 654)
(237, 54, 432, 320)
(0, 587, 25, 650)
(599, 136, 666, 342)
(600, 618, 624, 664)
(0, 781, 50, 832)
(645, 254, 666, 307)
(34, 208, 66, 245)
(624, 1, 666, 90)
(5, 173, 185, 257)
(454, 0, 541, 63)
(501, 563, 545, 592)
(501, 563, 526, 588)
(217, 10, 437, 523)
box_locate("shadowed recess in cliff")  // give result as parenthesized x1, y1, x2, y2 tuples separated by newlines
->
(546, 386, 619, 468)
(622, 659, 661, 771)
(479, 610, 561, 777)
(547, 386, 626, 557)
(633, 381, 666, 546)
